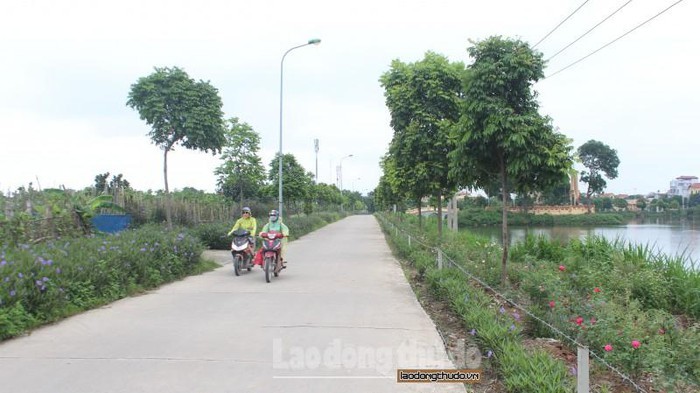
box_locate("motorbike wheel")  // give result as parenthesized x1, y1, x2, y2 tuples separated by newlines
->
(273, 256, 279, 277)
(233, 254, 242, 276)
(264, 257, 272, 283)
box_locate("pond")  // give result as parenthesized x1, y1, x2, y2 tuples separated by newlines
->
(466, 216, 700, 269)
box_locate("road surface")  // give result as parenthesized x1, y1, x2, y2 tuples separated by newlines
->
(0, 215, 466, 392)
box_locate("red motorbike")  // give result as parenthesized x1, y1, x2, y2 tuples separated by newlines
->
(259, 231, 285, 283)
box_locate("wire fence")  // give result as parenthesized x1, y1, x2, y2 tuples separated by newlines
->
(378, 213, 648, 393)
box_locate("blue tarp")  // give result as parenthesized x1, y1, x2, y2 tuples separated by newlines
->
(91, 214, 131, 233)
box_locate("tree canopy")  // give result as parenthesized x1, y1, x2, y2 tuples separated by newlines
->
(449, 36, 573, 285)
(577, 139, 620, 213)
(380, 52, 467, 235)
(127, 66, 226, 229)
(266, 153, 314, 215)
(215, 118, 266, 204)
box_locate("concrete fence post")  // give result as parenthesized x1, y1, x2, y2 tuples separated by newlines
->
(577, 346, 590, 393)
(437, 249, 443, 270)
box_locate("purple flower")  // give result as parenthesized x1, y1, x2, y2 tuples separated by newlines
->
(509, 324, 516, 331)
(56, 268, 61, 274)
(486, 350, 493, 358)
(140, 248, 146, 252)
(512, 312, 521, 321)
(499, 306, 505, 314)
(42, 277, 49, 282)
(470, 329, 476, 336)
(0, 260, 6, 266)
(17, 273, 23, 278)
(35, 280, 43, 286)
(570, 367, 577, 376)
(10, 290, 16, 297)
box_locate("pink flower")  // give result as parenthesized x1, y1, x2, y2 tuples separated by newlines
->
(549, 301, 556, 309)
(631, 340, 641, 349)
(593, 287, 601, 293)
(559, 265, 566, 272)
(604, 344, 613, 352)
(575, 316, 584, 326)
(658, 328, 666, 335)
(590, 317, 597, 325)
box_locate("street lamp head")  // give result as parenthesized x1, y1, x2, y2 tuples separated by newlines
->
(308, 38, 321, 45)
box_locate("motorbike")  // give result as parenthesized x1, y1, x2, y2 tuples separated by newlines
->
(230, 229, 254, 276)
(259, 230, 285, 283)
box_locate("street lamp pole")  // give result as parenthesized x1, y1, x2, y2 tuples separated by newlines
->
(339, 154, 353, 191)
(314, 138, 319, 184)
(339, 154, 353, 211)
(279, 38, 321, 218)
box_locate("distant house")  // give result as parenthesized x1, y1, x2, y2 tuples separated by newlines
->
(690, 183, 700, 196)
(669, 176, 699, 200)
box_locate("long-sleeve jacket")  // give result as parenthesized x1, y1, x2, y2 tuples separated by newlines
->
(227, 216, 257, 236)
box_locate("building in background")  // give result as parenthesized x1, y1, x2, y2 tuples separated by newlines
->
(668, 176, 699, 200)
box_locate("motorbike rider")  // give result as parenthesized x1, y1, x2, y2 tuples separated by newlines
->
(259, 209, 289, 268)
(227, 207, 257, 255)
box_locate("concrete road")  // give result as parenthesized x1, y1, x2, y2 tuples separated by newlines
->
(0, 215, 466, 393)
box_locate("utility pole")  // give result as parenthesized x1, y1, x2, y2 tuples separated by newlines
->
(314, 139, 319, 184)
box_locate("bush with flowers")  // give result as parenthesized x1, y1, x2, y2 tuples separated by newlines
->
(379, 213, 699, 391)
(379, 216, 573, 393)
(0, 224, 207, 340)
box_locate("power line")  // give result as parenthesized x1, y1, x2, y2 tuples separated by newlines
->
(546, 0, 635, 62)
(533, 0, 591, 49)
(546, 0, 686, 79)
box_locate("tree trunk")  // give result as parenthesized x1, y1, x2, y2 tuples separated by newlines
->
(586, 185, 592, 214)
(417, 199, 422, 229)
(164, 148, 173, 230)
(437, 193, 443, 239)
(500, 155, 509, 286)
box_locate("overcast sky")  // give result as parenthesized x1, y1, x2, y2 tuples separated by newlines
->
(1, 0, 697, 197)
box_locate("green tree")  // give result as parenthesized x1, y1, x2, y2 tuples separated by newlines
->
(215, 118, 266, 205)
(636, 197, 647, 211)
(266, 154, 314, 215)
(312, 183, 342, 210)
(449, 36, 572, 285)
(127, 66, 226, 229)
(577, 140, 620, 213)
(540, 174, 571, 205)
(593, 197, 613, 212)
(375, 154, 405, 212)
(613, 198, 628, 210)
(380, 52, 466, 236)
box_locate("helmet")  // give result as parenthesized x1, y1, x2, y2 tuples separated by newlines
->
(242, 207, 251, 213)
